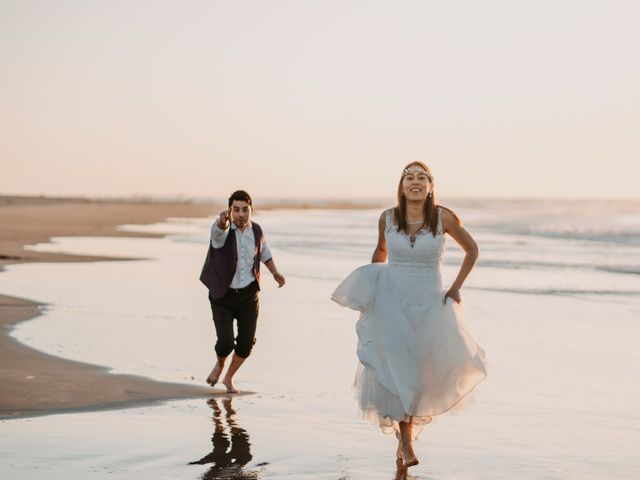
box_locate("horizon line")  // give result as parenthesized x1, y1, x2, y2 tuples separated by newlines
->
(2, 193, 640, 204)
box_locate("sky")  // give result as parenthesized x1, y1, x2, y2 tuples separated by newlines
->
(1, 1, 639, 200)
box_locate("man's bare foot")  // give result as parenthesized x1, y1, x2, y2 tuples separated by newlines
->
(223, 376, 238, 393)
(401, 444, 419, 467)
(206, 363, 223, 386)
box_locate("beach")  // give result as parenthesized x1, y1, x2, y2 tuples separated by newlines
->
(0, 196, 224, 418)
(1, 196, 639, 479)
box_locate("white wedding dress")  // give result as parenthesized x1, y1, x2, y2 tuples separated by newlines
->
(332, 208, 486, 433)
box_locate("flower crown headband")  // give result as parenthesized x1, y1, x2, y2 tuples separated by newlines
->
(402, 166, 431, 178)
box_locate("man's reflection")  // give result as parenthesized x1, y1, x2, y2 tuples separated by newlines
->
(190, 397, 262, 479)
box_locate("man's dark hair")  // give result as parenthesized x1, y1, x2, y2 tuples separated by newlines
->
(228, 190, 253, 208)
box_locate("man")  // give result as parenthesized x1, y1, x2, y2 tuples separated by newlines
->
(200, 190, 285, 393)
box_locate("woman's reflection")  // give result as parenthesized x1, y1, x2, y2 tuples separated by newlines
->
(190, 397, 262, 479)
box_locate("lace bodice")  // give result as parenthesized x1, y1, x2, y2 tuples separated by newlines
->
(384, 208, 445, 269)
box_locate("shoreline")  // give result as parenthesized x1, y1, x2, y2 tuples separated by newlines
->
(0, 195, 383, 420)
(0, 195, 222, 270)
(0, 293, 223, 420)
(0, 195, 382, 270)
(0, 196, 228, 420)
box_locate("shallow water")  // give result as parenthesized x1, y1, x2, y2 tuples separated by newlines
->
(1, 201, 639, 478)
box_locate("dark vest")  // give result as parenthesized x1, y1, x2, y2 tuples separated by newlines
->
(200, 222, 263, 299)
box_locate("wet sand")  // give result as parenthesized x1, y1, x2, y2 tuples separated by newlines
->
(0, 195, 382, 420)
(0, 196, 224, 419)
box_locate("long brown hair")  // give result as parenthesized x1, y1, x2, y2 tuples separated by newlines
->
(394, 161, 439, 237)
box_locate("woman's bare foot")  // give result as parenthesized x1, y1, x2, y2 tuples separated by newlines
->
(401, 444, 419, 467)
(222, 376, 238, 393)
(206, 363, 223, 386)
(394, 459, 409, 480)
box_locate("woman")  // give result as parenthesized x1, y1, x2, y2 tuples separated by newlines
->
(332, 161, 486, 467)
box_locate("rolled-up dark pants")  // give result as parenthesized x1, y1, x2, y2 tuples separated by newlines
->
(208, 281, 259, 359)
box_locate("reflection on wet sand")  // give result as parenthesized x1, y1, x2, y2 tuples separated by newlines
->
(189, 397, 265, 480)
(189, 396, 428, 480)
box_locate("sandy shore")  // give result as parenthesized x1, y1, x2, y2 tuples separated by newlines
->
(0, 195, 223, 268)
(0, 196, 225, 419)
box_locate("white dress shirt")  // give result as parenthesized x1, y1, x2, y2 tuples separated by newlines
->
(210, 220, 273, 289)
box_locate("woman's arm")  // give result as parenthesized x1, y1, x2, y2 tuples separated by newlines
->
(441, 208, 479, 303)
(371, 211, 388, 263)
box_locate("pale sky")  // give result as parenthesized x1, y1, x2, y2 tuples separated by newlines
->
(1, 1, 639, 200)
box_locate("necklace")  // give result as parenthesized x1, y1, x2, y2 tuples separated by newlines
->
(406, 219, 424, 248)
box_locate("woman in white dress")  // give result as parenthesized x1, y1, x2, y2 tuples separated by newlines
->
(332, 161, 486, 467)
